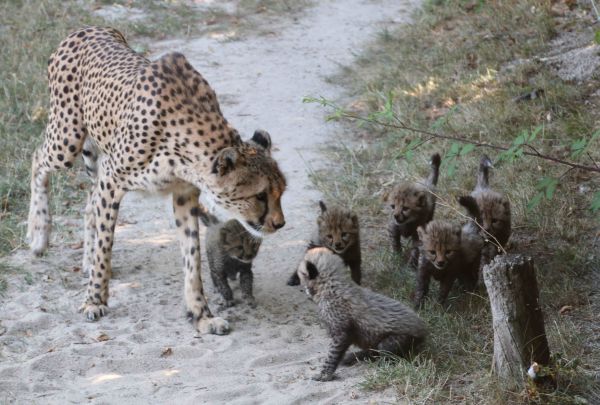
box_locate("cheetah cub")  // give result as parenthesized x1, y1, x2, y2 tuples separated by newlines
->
(387, 153, 441, 267)
(414, 196, 483, 308)
(298, 247, 427, 381)
(470, 155, 511, 266)
(287, 201, 361, 286)
(200, 212, 262, 308)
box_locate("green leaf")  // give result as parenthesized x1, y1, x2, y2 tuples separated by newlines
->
(570, 138, 587, 159)
(545, 179, 558, 199)
(447, 142, 460, 158)
(459, 143, 475, 156)
(595, 30, 600, 45)
(528, 125, 542, 142)
(514, 131, 527, 146)
(527, 192, 544, 211)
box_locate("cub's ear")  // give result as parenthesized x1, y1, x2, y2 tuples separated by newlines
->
(319, 200, 327, 213)
(351, 213, 359, 228)
(416, 226, 426, 240)
(251, 129, 272, 151)
(212, 147, 239, 176)
(417, 193, 426, 207)
(305, 260, 319, 280)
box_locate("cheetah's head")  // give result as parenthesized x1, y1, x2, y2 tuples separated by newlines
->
(200, 130, 286, 237)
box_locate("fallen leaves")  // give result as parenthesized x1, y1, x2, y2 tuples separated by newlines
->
(160, 347, 173, 358)
(97, 333, 110, 342)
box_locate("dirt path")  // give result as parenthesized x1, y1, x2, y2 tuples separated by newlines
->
(0, 1, 418, 403)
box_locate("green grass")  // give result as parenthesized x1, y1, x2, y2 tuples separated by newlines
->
(311, 1, 600, 403)
(0, 0, 100, 256)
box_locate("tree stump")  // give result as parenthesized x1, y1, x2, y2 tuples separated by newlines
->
(483, 254, 550, 387)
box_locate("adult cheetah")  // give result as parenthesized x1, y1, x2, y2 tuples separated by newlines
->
(27, 27, 286, 335)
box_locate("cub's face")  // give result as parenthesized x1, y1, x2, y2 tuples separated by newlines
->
(417, 220, 461, 270)
(316, 201, 359, 254)
(477, 193, 511, 243)
(203, 131, 286, 237)
(220, 220, 261, 263)
(388, 184, 429, 225)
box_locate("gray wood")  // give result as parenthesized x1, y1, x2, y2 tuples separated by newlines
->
(483, 254, 550, 387)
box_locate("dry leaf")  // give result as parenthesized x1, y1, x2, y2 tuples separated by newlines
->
(559, 305, 573, 315)
(72, 266, 81, 273)
(97, 333, 110, 342)
(161, 347, 173, 357)
(69, 241, 84, 250)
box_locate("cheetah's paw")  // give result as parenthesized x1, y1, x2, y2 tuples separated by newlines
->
(79, 302, 108, 321)
(197, 316, 230, 335)
(311, 371, 334, 382)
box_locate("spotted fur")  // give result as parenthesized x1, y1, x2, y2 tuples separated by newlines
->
(387, 153, 441, 267)
(414, 197, 483, 308)
(26, 27, 286, 335)
(298, 247, 427, 381)
(471, 155, 511, 266)
(287, 201, 361, 286)
(201, 212, 262, 308)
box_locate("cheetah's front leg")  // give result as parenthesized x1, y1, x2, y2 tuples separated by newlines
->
(79, 178, 124, 320)
(173, 190, 229, 335)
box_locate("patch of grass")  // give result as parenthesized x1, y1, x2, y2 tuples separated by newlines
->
(0, 1, 104, 257)
(312, 1, 600, 403)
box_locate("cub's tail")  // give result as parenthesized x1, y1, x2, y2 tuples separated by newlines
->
(458, 195, 482, 224)
(476, 154, 493, 190)
(427, 153, 441, 187)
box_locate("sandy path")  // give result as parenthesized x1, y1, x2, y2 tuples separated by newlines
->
(0, 1, 418, 403)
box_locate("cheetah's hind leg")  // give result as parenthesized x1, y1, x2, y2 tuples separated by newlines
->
(27, 148, 52, 256)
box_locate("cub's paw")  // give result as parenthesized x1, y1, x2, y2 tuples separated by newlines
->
(197, 316, 230, 335)
(311, 371, 334, 382)
(79, 302, 108, 321)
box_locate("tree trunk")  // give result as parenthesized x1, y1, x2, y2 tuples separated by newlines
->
(483, 254, 550, 387)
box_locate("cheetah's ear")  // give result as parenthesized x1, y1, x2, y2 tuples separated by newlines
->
(251, 129, 272, 151)
(212, 147, 239, 176)
(319, 200, 327, 213)
(305, 260, 319, 280)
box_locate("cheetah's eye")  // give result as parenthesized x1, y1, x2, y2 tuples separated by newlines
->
(428, 250, 436, 256)
(341, 232, 348, 240)
(326, 234, 333, 240)
(446, 250, 455, 257)
(390, 204, 395, 209)
(256, 192, 267, 202)
(491, 218, 499, 225)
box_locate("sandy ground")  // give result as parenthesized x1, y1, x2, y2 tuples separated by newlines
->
(0, 1, 419, 403)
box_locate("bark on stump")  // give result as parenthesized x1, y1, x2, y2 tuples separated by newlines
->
(483, 254, 550, 387)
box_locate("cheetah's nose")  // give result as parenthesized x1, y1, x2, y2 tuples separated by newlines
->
(272, 220, 285, 230)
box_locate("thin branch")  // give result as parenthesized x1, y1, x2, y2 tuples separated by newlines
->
(339, 111, 600, 174)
